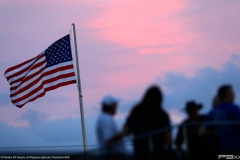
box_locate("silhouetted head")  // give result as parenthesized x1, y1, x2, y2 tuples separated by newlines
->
(185, 101, 202, 118)
(217, 85, 235, 103)
(101, 95, 118, 116)
(141, 85, 162, 109)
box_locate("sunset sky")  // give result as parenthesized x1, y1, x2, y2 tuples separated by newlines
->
(0, 0, 240, 154)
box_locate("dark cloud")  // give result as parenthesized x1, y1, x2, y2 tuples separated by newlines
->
(231, 54, 240, 64)
(0, 110, 82, 148)
(30, 117, 82, 145)
(156, 61, 240, 115)
(0, 121, 50, 147)
(20, 109, 47, 126)
(231, 54, 240, 60)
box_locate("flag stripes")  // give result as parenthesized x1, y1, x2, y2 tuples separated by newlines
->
(4, 35, 76, 108)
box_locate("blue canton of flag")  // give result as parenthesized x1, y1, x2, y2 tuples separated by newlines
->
(45, 35, 73, 67)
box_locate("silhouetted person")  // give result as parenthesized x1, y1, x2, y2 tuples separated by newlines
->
(206, 85, 240, 154)
(176, 101, 206, 160)
(124, 85, 172, 160)
(196, 96, 221, 160)
(96, 95, 126, 160)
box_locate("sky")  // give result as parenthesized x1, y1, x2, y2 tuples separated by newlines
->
(0, 0, 240, 155)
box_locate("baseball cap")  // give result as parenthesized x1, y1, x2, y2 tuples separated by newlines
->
(185, 101, 202, 113)
(102, 95, 118, 106)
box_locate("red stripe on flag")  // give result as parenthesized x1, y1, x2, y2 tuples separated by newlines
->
(10, 64, 74, 92)
(10, 67, 46, 90)
(6, 54, 45, 81)
(11, 72, 76, 103)
(10, 67, 75, 97)
(9, 60, 47, 86)
(4, 56, 36, 75)
(16, 80, 76, 108)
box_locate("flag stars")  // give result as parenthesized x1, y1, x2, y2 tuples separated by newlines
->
(45, 35, 72, 67)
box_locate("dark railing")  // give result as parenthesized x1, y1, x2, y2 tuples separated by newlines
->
(1, 120, 240, 159)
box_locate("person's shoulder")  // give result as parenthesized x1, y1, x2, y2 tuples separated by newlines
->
(161, 108, 171, 119)
(229, 103, 240, 112)
(158, 108, 171, 123)
(159, 107, 168, 115)
(231, 103, 240, 108)
(98, 112, 112, 122)
(128, 104, 141, 116)
(206, 108, 215, 119)
(222, 103, 240, 111)
(207, 105, 220, 115)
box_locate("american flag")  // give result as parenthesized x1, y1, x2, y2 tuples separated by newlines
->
(4, 35, 76, 108)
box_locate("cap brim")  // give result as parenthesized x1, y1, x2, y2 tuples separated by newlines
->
(181, 104, 203, 112)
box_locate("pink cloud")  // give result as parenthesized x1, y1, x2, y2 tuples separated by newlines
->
(86, 0, 240, 78)
(90, 0, 190, 49)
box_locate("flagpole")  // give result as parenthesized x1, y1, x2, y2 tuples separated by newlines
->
(72, 23, 88, 160)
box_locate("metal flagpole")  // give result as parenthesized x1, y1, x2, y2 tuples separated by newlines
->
(72, 23, 88, 160)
